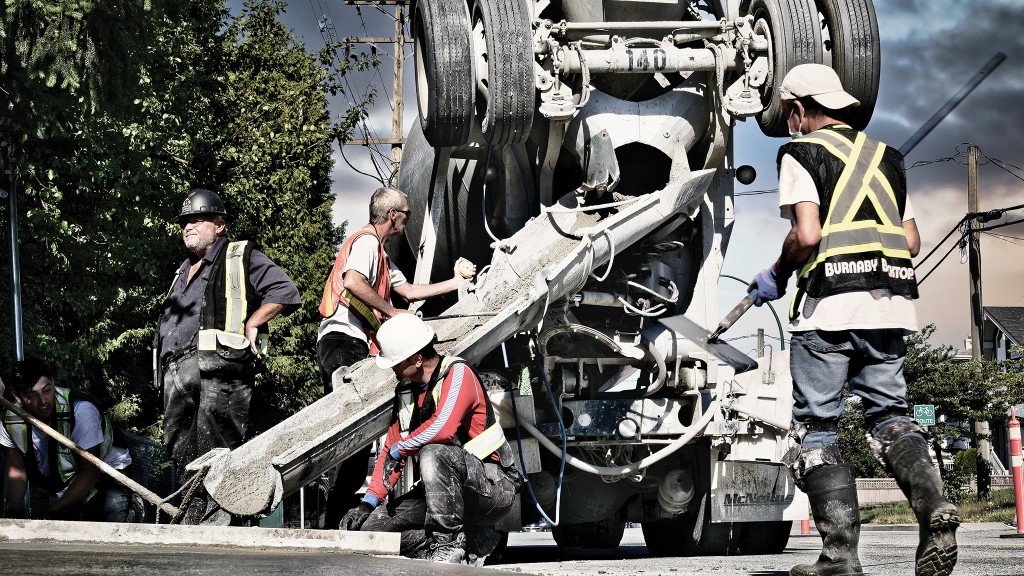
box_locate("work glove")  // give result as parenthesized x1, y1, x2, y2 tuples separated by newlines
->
(453, 257, 477, 280)
(381, 450, 402, 493)
(749, 264, 784, 306)
(339, 502, 374, 531)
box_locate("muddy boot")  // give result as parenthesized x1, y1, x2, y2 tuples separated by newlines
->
(466, 526, 502, 566)
(791, 463, 863, 576)
(884, 430, 959, 576)
(426, 531, 467, 564)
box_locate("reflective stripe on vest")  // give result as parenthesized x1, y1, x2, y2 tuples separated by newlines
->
(1, 387, 113, 490)
(791, 129, 913, 316)
(318, 225, 392, 334)
(432, 356, 505, 461)
(462, 421, 507, 461)
(198, 241, 264, 354)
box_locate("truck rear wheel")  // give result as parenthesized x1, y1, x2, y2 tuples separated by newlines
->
(738, 520, 793, 554)
(470, 0, 535, 146)
(642, 495, 739, 556)
(551, 517, 625, 549)
(815, 0, 880, 130)
(414, 0, 474, 147)
(748, 0, 823, 137)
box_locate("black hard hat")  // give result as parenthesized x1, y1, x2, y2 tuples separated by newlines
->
(179, 188, 230, 222)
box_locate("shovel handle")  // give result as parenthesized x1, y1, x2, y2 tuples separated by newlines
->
(709, 291, 757, 341)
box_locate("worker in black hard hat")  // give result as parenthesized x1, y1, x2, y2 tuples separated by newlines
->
(154, 188, 301, 525)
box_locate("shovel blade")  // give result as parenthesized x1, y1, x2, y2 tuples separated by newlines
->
(659, 314, 759, 374)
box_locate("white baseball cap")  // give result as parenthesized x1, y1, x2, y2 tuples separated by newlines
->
(779, 64, 860, 110)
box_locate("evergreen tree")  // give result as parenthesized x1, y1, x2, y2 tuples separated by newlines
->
(0, 0, 372, 439)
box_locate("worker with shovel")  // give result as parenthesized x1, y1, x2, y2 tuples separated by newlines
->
(749, 64, 958, 576)
(0, 357, 143, 522)
(338, 314, 522, 564)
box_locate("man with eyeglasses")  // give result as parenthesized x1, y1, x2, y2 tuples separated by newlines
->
(748, 64, 957, 576)
(155, 188, 300, 524)
(316, 186, 476, 529)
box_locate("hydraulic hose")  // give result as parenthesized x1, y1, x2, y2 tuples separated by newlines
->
(519, 399, 720, 476)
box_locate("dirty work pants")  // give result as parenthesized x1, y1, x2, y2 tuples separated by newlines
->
(361, 444, 518, 557)
(162, 349, 252, 523)
(789, 328, 909, 450)
(316, 332, 374, 529)
(47, 475, 145, 523)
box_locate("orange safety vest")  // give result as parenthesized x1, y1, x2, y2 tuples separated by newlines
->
(319, 225, 393, 349)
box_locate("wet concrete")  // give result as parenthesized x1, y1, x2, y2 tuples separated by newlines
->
(0, 542, 500, 575)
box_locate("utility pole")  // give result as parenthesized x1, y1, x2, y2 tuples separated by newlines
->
(967, 144, 992, 498)
(344, 0, 409, 187)
(3, 147, 24, 362)
(968, 145, 983, 360)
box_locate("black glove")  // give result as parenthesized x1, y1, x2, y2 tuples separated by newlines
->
(381, 451, 403, 492)
(339, 502, 373, 531)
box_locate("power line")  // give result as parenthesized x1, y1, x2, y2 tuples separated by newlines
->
(735, 188, 778, 196)
(914, 217, 968, 269)
(916, 231, 967, 286)
(984, 231, 1024, 245)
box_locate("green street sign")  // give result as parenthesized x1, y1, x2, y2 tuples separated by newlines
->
(914, 404, 936, 426)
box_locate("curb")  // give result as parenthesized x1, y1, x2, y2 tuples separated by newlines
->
(0, 519, 399, 553)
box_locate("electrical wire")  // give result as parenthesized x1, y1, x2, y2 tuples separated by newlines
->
(310, 0, 391, 186)
(356, 5, 396, 113)
(914, 217, 968, 269)
(735, 188, 778, 196)
(984, 232, 1024, 245)
(916, 230, 967, 286)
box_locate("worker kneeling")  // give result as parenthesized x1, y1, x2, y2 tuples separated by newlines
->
(1, 357, 144, 522)
(339, 314, 523, 564)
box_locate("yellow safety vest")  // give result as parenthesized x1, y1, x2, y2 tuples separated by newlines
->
(788, 127, 917, 318)
(2, 387, 114, 492)
(197, 240, 268, 360)
(396, 356, 506, 461)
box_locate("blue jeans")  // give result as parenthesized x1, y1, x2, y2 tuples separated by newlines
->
(790, 329, 910, 449)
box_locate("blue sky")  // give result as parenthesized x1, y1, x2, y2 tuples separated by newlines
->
(229, 0, 1024, 351)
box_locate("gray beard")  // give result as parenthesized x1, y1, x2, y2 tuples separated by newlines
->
(184, 232, 217, 256)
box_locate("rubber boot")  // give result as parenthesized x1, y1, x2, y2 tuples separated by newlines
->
(791, 463, 863, 576)
(885, 432, 959, 576)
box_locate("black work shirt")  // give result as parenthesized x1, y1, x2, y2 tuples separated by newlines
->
(157, 237, 302, 361)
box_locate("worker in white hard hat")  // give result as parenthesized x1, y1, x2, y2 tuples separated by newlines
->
(316, 186, 476, 529)
(748, 63, 956, 576)
(338, 314, 523, 565)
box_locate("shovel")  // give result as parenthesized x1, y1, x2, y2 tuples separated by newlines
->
(659, 291, 760, 374)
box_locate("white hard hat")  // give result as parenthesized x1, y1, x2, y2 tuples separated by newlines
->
(375, 314, 436, 369)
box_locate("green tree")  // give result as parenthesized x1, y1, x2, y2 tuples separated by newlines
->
(838, 326, 1024, 492)
(0, 0, 222, 427)
(212, 0, 341, 423)
(0, 0, 376, 440)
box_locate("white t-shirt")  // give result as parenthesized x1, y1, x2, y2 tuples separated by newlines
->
(317, 233, 408, 343)
(0, 399, 132, 477)
(779, 153, 919, 333)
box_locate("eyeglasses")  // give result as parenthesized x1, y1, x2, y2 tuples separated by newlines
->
(394, 208, 411, 218)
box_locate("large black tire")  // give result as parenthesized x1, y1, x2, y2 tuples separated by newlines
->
(738, 520, 793, 554)
(414, 0, 474, 147)
(642, 496, 739, 556)
(552, 517, 625, 549)
(471, 0, 535, 146)
(815, 0, 880, 130)
(748, 0, 823, 137)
